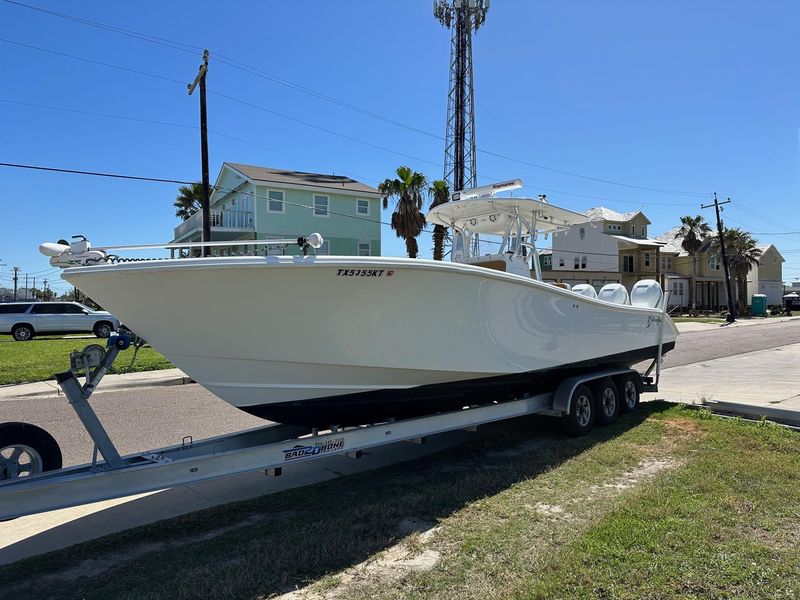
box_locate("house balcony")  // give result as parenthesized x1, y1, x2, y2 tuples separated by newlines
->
(172, 208, 255, 243)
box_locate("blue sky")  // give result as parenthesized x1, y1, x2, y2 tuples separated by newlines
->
(2, 0, 800, 295)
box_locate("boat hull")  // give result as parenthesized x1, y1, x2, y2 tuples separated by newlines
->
(63, 256, 678, 426)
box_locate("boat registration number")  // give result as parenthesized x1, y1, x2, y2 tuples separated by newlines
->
(337, 269, 394, 278)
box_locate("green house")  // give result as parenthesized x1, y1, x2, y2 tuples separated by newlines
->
(172, 162, 382, 256)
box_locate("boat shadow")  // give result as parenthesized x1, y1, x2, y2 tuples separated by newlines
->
(1, 401, 673, 598)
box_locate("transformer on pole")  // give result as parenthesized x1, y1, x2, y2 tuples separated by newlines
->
(434, 0, 489, 194)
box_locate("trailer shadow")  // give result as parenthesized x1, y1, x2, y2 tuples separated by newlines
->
(0, 401, 674, 599)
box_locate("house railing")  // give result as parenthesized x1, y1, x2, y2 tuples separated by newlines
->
(173, 208, 254, 239)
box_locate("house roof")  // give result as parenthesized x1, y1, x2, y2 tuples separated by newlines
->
(655, 226, 719, 256)
(654, 226, 687, 255)
(225, 162, 381, 196)
(584, 206, 650, 224)
(757, 244, 785, 262)
(610, 235, 664, 248)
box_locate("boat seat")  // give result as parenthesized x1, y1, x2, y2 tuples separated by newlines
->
(598, 283, 630, 305)
(571, 283, 597, 298)
(630, 279, 663, 308)
(475, 260, 507, 272)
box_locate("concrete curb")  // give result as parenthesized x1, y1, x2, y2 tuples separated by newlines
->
(0, 369, 193, 401)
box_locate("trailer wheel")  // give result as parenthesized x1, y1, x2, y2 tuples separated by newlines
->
(0, 422, 62, 481)
(565, 384, 595, 436)
(592, 378, 620, 426)
(617, 373, 641, 413)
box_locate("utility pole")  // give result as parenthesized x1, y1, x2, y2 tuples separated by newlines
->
(32, 277, 36, 301)
(188, 49, 211, 257)
(702, 193, 735, 322)
(12, 267, 19, 301)
(24, 274, 28, 301)
(43, 278, 48, 301)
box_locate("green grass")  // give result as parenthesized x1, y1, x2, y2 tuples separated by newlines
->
(0, 335, 174, 385)
(2, 404, 799, 599)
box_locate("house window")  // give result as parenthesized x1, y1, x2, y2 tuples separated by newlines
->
(608, 224, 621, 232)
(708, 255, 720, 271)
(581, 255, 587, 269)
(316, 240, 330, 255)
(579, 227, 585, 240)
(267, 190, 284, 213)
(631, 225, 636, 236)
(641, 226, 646, 237)
(623, 255, 634, 272)
(314, 195, 329, 217)
(358, 242, 370, 256)
(644, 252, 651, 267)
(558, 257, 565, 267)
(661, 255, 673, 270)
(671, 281, 685, 298)
(574, 257, 580, 269)
(543, 255, 552, 268)
(357, 199, 369, 215)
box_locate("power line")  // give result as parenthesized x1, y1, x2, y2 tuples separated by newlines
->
(0, 2, 712, 199)
(0, 37, 185, 85)
(0, 162, 195, 184)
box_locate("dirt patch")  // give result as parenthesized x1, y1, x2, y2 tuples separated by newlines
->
(592, 456, 682, 494)
(662, 417, 705, 434)
(277, 517, 442, 600)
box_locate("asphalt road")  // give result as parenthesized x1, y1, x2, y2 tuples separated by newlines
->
(2, 319, 798, 468)
(660, 319, 800, 368)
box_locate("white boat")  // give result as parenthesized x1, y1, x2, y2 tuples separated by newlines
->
(42, 180, 677, 426)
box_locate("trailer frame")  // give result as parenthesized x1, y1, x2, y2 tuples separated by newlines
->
(0, 330, 662, 521)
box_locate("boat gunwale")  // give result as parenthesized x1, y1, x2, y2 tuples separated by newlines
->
(62, 255, 674, 318)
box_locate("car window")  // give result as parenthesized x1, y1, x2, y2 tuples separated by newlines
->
(61, 304, 85, 314)
(31, 304, 63, 314)
(0, 304, 32, 314)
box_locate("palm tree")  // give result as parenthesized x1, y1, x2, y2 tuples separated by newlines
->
(710, 228, 762, 314)
(174, 182, 204, 221)
(675, 215, 711, 313)
(379, 166, 428, 258)
(428, 180, 450, 261)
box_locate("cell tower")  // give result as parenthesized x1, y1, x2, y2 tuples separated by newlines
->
(434, 0, 489, 193)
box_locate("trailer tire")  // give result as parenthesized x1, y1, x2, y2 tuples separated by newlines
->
(617, 373, 641, 413)
(564, 384, 595, 436)
(0, 422, 62, 481)
(592, 378, 620, 426)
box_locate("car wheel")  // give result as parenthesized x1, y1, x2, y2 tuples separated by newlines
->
(11, 324, 34, 341)
(93, 321, 113, 338)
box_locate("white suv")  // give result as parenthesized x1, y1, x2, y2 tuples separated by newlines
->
(0, 302, 120, 341)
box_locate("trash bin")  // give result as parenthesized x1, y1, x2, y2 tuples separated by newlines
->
(751, 294, 767, 316)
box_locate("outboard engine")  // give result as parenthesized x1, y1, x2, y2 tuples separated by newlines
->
(630, 279, 663, 308)
(571, 283, 597, 299)
(39, 236, 109, 268)
(598, 283, 630, 305)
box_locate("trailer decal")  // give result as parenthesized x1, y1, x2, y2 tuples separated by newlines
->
(282, 437, 345, 461)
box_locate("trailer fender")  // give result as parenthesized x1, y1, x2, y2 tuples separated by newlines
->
(553, 369, 639, 416)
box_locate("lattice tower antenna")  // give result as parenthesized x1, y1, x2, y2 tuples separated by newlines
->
(434, 0, 489, 193)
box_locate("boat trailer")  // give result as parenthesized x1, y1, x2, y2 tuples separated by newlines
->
(0, 294, 667, 522)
